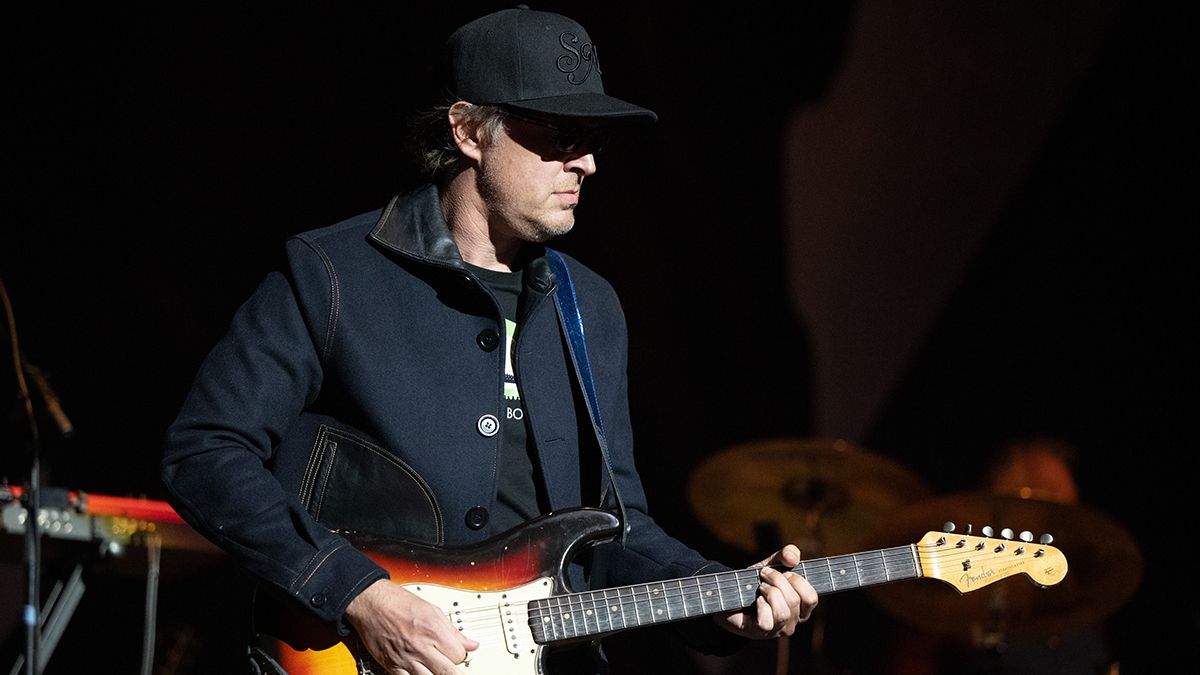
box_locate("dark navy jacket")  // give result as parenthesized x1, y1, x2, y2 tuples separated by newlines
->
(160, 185, 737, 652)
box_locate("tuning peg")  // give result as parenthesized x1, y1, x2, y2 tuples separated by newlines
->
(1019, 531, 1033, 543)
(1000, 527, 1014, 540)
(1039, 533, 1054, 545)
(965, 523, 973, 535)
(943, 522, 955, 533)
(981, 526, 994, 537)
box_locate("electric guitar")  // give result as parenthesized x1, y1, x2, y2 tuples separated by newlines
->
(263, 508, 1067, 674)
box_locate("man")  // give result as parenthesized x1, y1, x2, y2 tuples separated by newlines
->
(161, 7, 816, 674)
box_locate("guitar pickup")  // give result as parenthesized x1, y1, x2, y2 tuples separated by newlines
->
(500, 601, 522, 655)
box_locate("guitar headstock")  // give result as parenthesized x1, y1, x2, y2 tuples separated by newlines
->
(916, 525, 1068, 594)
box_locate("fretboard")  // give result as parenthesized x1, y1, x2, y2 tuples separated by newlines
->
(527, 544, 920, 644)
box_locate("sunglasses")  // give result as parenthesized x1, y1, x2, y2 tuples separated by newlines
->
(504, 111, 612, 155)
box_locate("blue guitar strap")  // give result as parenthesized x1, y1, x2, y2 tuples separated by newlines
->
(544, 249, 627, 547)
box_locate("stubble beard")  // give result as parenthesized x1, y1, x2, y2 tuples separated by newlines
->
(477, 166, 577, 244)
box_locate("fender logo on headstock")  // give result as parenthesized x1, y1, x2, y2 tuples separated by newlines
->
(959, 567, 996, 588)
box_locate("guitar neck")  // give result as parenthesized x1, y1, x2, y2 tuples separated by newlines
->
(528, 544, 920, 643)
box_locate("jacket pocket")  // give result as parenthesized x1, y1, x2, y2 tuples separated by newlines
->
(299, 424, 444, 545)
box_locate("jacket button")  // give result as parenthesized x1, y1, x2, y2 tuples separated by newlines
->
(476, 328, 500, 352)
(310, 592, 327, 608)
(477, 414, 499, 437)
(465, 506, 489, 530)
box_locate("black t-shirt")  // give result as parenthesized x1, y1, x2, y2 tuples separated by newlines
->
(466, 263, 547, 532)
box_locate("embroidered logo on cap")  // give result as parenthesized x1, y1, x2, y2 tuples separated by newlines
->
(557, 31, 601, 85)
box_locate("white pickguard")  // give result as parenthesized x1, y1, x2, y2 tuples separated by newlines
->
(403, 577, 556, 674)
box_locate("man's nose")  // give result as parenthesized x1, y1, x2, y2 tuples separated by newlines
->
(567, 152, 597, 177)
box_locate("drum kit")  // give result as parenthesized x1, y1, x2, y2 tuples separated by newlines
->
(686, 438, 1143, 653)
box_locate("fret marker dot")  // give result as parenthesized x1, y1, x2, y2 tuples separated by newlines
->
(656, 609, 664, 615)
(838, 569, 846, 576)
(563, 614, 571, 620)
(542, 617, 550, 623)
(585, 610, 593, 616)
(706, 591, 713, 596)
(610, 606, 618, 612)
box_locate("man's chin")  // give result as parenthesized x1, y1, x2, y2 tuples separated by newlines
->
(524, 216, 575, 243)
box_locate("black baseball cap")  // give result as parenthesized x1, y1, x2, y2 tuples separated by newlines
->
(443, 6, 657, 122)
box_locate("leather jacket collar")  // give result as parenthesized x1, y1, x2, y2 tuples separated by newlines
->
(368, 184, 464, 267)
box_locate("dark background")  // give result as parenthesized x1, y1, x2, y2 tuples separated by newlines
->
(2, 1, 1193, 673)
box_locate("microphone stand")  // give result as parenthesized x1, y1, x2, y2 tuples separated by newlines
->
(2, 277, 40, 675)
(2, 277, 79, 675)
(21, 450, 40, 675)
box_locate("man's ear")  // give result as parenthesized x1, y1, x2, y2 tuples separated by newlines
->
(448, 101, 484, 163)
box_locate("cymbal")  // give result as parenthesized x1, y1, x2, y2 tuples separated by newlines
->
(687, 438, 931, 556)
(866, 492, 1143, 643)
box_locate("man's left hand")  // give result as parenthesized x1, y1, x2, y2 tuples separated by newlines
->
(715, 544, 818, 639)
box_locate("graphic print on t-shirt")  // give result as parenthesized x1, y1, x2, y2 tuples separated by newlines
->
(504, 318, 523, 423)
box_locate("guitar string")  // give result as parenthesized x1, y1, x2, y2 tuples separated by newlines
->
(434, 541, 1042, 640)
(446, 548, 919, 624)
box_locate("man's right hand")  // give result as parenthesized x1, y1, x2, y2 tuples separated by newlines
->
(344, 579, 479, 675)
